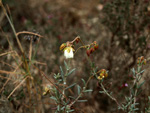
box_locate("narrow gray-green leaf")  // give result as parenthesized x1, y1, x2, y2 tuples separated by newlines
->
(140, 70, 145, 74)
(137, 89, 142, 96)
(99, 91, 105, 94)
(132, 68, 136, 76)
(83, 89, 93, 93)
(64, 61, 69, 70)
(138, 81, 145, 89)
(69, 96, 75, 99)
(50, 96, 57, 101)
(133, 108, 139, 111)
(68, 109, 74, 112)
(77, 100, 88, 102)
(65, 83, 76, 90)
(60, 66, 64, 80)
(57, 105, 60, 111)
(61, 106, 65, 110)
(81, 78, 86, 86)
(67, 68, 76, 76)
(77, 85, 81, 95)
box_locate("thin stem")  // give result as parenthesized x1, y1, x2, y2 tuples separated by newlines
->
(7, 76, 29, 99)
(100, 82, 122, 109)
(68, 75, 94, 108)
(74, 46, 86, 55)
(132, 65, 142, 108)
(16, 31, 43, 38)
(62, 60, 70, 98)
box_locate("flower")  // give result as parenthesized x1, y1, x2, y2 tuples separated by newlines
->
(43, 86, 50, 95)
(137, 56, 146, 65)
(97, 69, 108, 80)
(64, 47, 74, 59)
(124, 83, 128, 87)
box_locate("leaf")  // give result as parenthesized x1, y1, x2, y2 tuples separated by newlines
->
(81, 78, 86, 86)
(67, 68, 76, 76)
(139, 70, 145, 74)
(133, 108, 139, 111)
(65, 83, 76, 90)
(77, 85, 81, 95)
(137, 89, 142, 96)
(50, 96, 57, 101)
(69, 96, 75, 99)
(61, 106, 65, 110)
(138, 81, 145, 89)
(60, 66, 64, 80)
(57, 105, 60, 111)
(68, 109, 74, 112)
(131, 89, 134, 95)
(83, 89, 93, 93)
(132, 68, 136, 76)
(125, 96, 129, 102)
(77, 100, 88, 102)
(99, 91, 105, 94)
(64, 61, 69, 70)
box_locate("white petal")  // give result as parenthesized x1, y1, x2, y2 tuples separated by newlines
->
(64, 48, 74, 59)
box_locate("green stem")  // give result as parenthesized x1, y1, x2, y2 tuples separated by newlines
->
(68, 75, 94, 108)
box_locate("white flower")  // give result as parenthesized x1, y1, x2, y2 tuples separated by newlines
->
(64, 47, 74, 59)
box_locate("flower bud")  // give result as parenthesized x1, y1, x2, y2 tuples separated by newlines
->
(90, 47, 94, 53)
(86, 49, 90, 56)
(137, 56, 146, 65)
(93, 41, 97, 45)
(60, 43, 66, 51)
(75, 38, 80, 44)
(94, 45, 99, 50)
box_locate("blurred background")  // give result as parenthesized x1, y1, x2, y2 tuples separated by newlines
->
(0, 0, 150, 112)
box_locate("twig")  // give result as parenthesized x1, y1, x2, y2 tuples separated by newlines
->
(0, 51, 15, 57)
(0, 78, 10, 94)
(7, 76, 28, 99)
(100, 82, 122, 109)
(16, 31, 43, 38)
